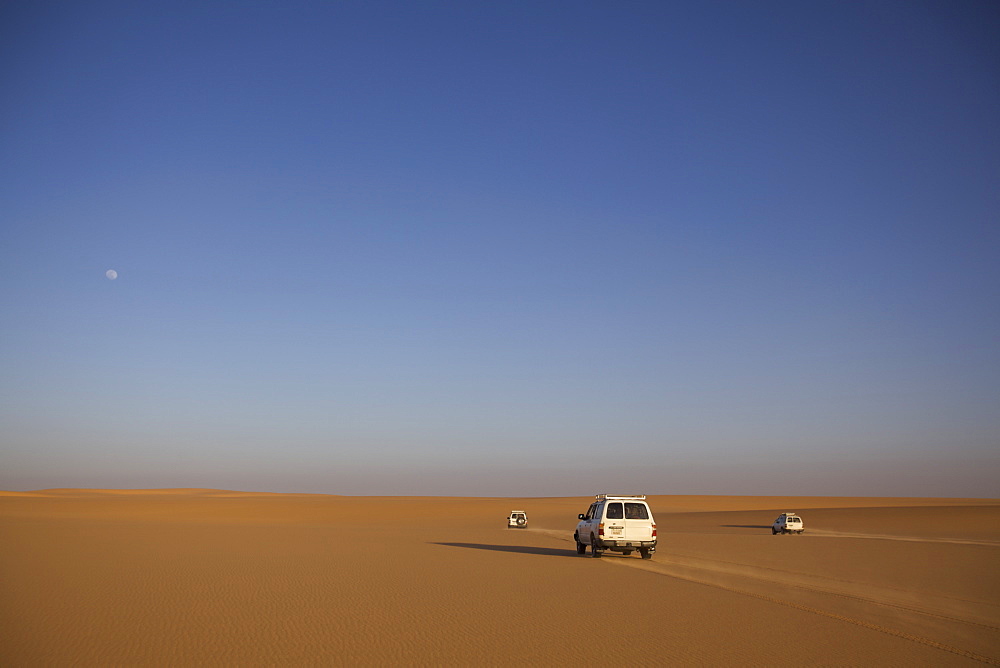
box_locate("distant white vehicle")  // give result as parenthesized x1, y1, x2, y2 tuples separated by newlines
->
(574, 495, 656, 559)
(507, 510, 527, 528)
(772, 512, 804, 534)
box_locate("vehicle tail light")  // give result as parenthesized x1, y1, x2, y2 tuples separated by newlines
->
(652, 524, 657, 538)
(598, 523, 604, 536)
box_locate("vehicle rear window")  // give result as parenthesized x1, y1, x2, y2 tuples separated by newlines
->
(605, 503, 624, 519)
(624, 503, 649, 520)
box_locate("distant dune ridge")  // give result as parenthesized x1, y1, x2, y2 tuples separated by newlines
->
(1, 490, 998, 665)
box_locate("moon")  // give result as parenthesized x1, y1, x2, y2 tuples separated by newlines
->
(106, 269, 118, 280)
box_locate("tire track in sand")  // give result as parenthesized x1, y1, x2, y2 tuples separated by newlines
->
(529, 527, 1000, 665)
(612, 557, 1000, 666)
(806, 528, 1000, 547)
(533, 526, 999, 625)
(624, 550, 1000, 631)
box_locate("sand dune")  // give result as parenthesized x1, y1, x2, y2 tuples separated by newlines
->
(2, 490, 997, 665)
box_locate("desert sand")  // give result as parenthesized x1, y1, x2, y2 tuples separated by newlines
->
(1, 490, 998, 666)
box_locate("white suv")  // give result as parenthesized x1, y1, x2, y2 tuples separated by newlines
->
(574, 495, 656, 559)
(507, 511, 527, 528)
(772, 512, 804, 534)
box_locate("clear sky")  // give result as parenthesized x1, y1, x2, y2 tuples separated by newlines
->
(2, 1, 998, 497)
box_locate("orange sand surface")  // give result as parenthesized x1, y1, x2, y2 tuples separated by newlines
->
(2, 490, 998, 665)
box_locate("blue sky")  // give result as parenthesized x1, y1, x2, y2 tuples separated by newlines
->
(2, 1, 998, 496)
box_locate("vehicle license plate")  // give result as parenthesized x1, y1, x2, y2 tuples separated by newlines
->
(611, 527, 623, 536)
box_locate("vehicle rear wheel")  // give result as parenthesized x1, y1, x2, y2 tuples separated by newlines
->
(591, 534, 602, 558)
(639, 548, 652, 560)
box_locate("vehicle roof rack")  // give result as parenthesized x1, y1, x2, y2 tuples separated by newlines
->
(595, 494, 646, 500)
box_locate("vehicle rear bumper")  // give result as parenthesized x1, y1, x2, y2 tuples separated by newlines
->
(597, 539, 656, 550)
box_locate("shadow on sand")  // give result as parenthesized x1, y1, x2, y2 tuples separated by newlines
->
(721, 524, 770, 529)
(432, 542, 574, 557)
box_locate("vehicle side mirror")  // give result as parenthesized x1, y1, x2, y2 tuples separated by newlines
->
(578, 514, 586, 520)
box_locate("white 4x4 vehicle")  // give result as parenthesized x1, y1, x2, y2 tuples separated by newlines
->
(507, 511, 527, 528)
(772, 512, 804, 534)
(575, 495, 656, 559)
